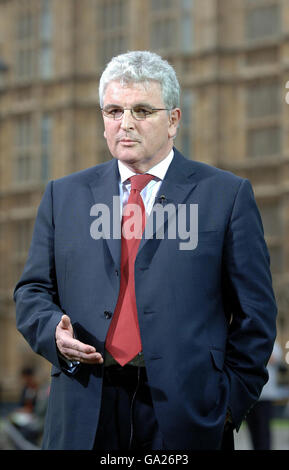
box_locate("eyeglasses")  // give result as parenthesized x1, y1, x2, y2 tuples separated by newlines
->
(101, 105, 171, 121)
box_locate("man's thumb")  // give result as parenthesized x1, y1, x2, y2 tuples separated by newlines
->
(61, 314, 71, 330)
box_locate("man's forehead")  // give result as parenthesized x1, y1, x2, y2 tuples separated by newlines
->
(103, 80, 163, 102)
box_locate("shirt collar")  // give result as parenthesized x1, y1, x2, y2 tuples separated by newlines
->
(118, 149, 174, 185)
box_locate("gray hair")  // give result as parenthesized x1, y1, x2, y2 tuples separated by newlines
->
(99, 50, 180, 109)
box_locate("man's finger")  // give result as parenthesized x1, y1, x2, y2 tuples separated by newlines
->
(57, 336, 96, 355)
(71, 337, 96, 354)
(63, 349, 104, 364)
(60, 343, 103, 364)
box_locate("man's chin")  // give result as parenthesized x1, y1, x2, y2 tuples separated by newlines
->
(113, 152, 141, 164)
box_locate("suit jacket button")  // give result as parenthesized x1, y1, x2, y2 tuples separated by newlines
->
(104, 311, 112, 319)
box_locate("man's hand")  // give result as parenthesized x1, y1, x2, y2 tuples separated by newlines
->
(55, 314, 103, 364)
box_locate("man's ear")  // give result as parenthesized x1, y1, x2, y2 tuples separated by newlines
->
(104, 129, 107, 139)
(168, 108, 181, 139)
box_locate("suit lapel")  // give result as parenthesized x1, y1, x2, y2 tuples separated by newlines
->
(137, 149, 198, 257)
(88, 159, 122, 269)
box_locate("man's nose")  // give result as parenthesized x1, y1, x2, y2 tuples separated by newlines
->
(120, 109, 135, 130)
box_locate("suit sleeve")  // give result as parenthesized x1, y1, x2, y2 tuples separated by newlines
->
(14, 181, 66, 369)
(223, 178, 277, 430)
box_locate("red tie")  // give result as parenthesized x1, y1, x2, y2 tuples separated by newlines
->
(106, 174, 154, 366)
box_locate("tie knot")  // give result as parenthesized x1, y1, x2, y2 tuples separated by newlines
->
(129, 174, 154, 192)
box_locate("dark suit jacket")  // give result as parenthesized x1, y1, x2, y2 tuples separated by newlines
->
(14, 148, 277, 450)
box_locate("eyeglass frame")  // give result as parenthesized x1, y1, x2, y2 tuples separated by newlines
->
(100, 105, 173, 121)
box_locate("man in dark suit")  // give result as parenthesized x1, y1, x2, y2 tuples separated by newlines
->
(14, 51, 277, 450)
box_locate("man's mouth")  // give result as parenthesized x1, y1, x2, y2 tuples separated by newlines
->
(117, 134, 140, 143)
(118, 138, 139, 145)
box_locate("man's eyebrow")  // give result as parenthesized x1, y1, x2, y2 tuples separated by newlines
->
(102, 103, 122, 109)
